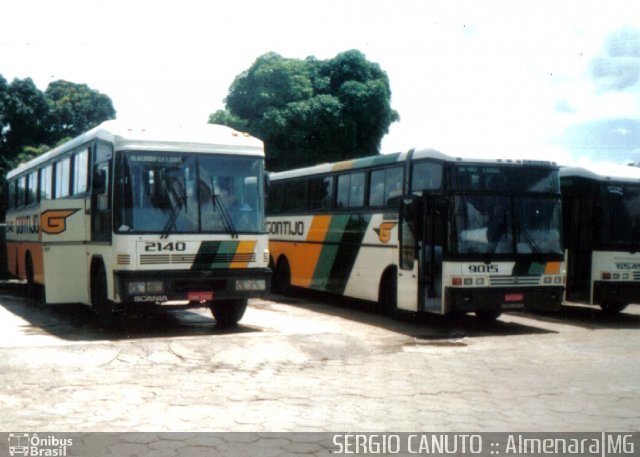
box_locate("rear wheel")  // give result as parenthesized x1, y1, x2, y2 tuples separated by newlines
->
(210, 299, 247, 326)
(273, 258, 291, 295)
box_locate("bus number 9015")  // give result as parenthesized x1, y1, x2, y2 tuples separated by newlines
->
(144, 242, 187, 252)
(468, 264, 499, 273)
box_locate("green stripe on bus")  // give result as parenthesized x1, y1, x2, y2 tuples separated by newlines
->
(192, 240, 240, 270)
(310, 214, 372, 294)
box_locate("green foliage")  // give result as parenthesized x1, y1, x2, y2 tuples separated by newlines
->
(210, 50, 399, 170)
(45, 80, 116, 140)
(0, 75, 116, 207)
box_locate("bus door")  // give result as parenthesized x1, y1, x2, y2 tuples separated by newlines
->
(397, 196, 420, 311)
(40, 196, 89, 304)
(421, 195, 443, 312)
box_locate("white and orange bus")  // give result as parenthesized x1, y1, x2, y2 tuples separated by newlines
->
(267, 149, 565, 320)
(4, 120, 270, 325)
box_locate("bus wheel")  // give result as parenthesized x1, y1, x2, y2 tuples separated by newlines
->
(475, 310, 501, 322)
(274, 258, 291, 295)
(91, 266, 117, 325)
(379, 271, 398, 318)
(25, 253, 41, 302)
(210, 299, 247, 326)
(600, 301, 627, 316)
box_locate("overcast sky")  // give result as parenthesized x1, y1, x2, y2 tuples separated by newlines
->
(2, 0, 639, 166)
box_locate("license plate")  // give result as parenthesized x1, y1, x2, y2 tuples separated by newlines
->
(505, 293, 524, 302)
(188, 291, 213, 302)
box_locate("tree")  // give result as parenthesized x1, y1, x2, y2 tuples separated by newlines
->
(45, 80, 116, 142)
(210, 50, 399, 170)
(0, 75, 116, 206)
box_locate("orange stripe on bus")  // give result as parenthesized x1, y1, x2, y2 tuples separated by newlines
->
(544, 261, 561, 275)
(229, 240, 257, 269)
(307, 215, 332, 242)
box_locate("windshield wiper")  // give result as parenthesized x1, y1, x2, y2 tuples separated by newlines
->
(161, 179, 188, 239)
(212, 192, 238, 238)
(514, 213, 541, 255)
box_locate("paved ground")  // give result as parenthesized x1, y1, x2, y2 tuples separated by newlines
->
(0, 285, 639, 433)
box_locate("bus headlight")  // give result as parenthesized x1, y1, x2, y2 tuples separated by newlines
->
(128, 281, 147, 294)
(235, 279, 266, 291)
(146, 281, 164, 293)
(127, 281, 164, 294)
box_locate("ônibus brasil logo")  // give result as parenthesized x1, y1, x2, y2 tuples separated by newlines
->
(8, 433, 73, 457)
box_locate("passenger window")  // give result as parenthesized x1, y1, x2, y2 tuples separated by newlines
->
(73, 148, 89, 195)
(26, 171, 38, 205)
(411, 161, 443, 192)
(385, 167, 403, 205)
(337, 173, 365, 209)
(309, 176, 333, 210)
(369, 170, 385, 207)
(40, 165, 53, 201)
(284, 180, 307, 212)
(55, 157, 71, 198)
(337, 175, 350, 208)
(17, 176, 26, 208)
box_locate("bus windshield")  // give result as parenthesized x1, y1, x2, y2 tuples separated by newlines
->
(599, 183, 640, 250)
(451, 195, 562, 256)
(114, 151, 265, 234)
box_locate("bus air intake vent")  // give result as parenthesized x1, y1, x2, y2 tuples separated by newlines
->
(140, 253, 256, 265)
(489, 275, 540, 286)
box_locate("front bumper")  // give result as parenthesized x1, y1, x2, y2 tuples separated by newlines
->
(445, 286, 564, 313)
(114, 268, 271, 305)
(593, 281, 640, 306)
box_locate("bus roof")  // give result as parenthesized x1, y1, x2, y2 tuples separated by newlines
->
(269, 148, 557, 181)
(7, 120, 264, 180)
(560, 163, 640, 184)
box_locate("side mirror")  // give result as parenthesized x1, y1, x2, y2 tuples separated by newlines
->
(93, 169, 107, 194)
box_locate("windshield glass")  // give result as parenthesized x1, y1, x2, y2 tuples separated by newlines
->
(599, 183, 640, 249)
(114, 151, 265, 234)
(451, 195, 562, 256)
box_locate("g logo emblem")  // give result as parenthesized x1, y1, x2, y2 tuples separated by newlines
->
(41, 209, 79, 234)
(375, 222, 397, 244)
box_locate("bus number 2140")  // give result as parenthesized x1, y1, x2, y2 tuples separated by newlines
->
(144, 242, 187, 252)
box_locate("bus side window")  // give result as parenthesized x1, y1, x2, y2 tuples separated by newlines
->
(55, 157, 71, 198)
(411, 162, 443, 192)
(283, 179, 307, 213)
(26, 171, 38, 206)
(309, 176, 333, 210)
(369, 169, 385, 207)
(349, 172, 365, 208)
(40, 165, 53, 201)
(73, 148, 89, 195)
(385, 167, 403, 206)
(7, 180, 16, 210)
(17, 176, 26, 208)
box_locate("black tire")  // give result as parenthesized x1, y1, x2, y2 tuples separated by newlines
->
(274, 258, 291, 295)
(475, 309, 502, 322)
(91, 265, 118, 326)
(600, 301, 627, 316)
(379, 271, 398, 318)
(25, 253, 42, 303)
(210, 299, 247, 326)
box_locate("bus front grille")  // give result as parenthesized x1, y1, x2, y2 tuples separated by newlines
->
(489, 276, 541, 286)
(140, 253, 256, 265)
